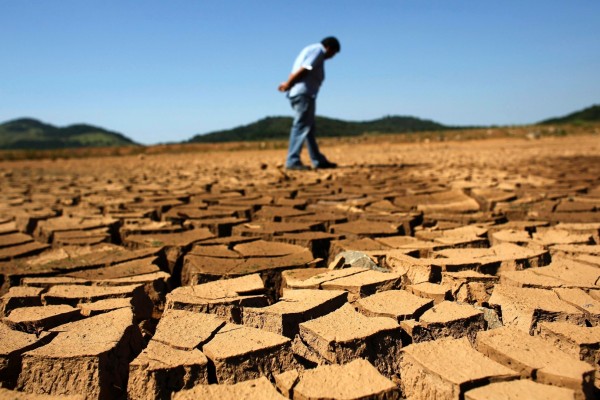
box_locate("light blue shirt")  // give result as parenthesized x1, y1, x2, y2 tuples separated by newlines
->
(288, 43, 326, 98)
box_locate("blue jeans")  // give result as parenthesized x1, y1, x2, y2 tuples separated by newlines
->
(285, 95, 327, 167)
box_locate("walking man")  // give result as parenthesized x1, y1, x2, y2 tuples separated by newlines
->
(278, 36, 341, 170)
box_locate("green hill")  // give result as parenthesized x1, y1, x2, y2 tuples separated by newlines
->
(539, 104, 600, 125)
(0, 118, 139, 150)
(188, 115, 449, 143)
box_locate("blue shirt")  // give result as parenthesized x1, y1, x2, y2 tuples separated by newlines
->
(288, 43, 326, 98)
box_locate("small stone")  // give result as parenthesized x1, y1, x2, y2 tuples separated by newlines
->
(328, 250, 388, 272)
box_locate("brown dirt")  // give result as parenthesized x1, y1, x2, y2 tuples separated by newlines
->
(0, 134, 599, 398)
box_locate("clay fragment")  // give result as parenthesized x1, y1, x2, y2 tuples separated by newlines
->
(17, 308, 143, 399)
(386, 252, 471, 284)
(77, 297, 134, 317)
(172, 376, 286, 400)
(283, 359, 401, 400)
(34, 216, 118, 244)
(538, 322, 600, 390)
(406, 282, 451, 304)
(275, 231, 340, 260)
(476, 326, 595, 398)
(165, 274, 268, 323)
(356, 289, 433, 322)
(202, 323, 297, 384)
(434, 243, 551, 273)
(330, 220, 403, 238)
(286, 266, 403, 302)
(320, 269, 403, 302)
(232, 221, 321, 240)
(533, 258, 600, 288)
(393, 190, 481, 214)
(399, 319, 434, 344)
(0, 388, 83, 399)
(417, 300, 486, 343)
(442, 270, 498, 304)
(296, 303, 402, 378)
(126, 309, 225, 399)
(4, 305, 80, 333)
(401, 337, 518, 400)
(0, 287, 43, 317)
(533, 228, 594, 247)
(281, 267, 329, 289)
(553, 287, 600, 324)
(284, 267, 363, 290)
(488, 285, 586, 334)
(124, 228, 215, 273)
(0, 241, 50, 261)
(181, 242, 315, 290)
(0, 324, 50, 388)
(127, 341, 210, 400)
(489, 228, 532, 246)
(499, 268, 571, 289)
(41, 284, 153, 321)
(152, 310, 226, 350)
(464, 379, 575, 400)
(243, 288, 347, 337)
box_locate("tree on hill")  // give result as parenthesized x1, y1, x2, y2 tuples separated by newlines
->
(539, 104, 600, 125)
(188, 115, 448, 143)
(0, 118, 139, 150)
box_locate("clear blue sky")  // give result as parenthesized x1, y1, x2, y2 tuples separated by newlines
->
(1, 1, 599, 145)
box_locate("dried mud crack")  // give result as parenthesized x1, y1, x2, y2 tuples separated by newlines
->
(0, 135, 599, 399)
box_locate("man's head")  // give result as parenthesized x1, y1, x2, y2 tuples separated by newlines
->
(321, 36, 341, 59)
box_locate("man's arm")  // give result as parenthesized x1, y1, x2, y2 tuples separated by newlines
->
(278, 67, 309, 92)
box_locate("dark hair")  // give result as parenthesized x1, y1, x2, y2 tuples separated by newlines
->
(321, 36, 341, 53)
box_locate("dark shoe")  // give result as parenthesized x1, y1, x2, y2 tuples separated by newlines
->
(286, 164, 311, 171)
(314, 161, 337, 169)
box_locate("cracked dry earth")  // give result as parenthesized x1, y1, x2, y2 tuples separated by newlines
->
(0, 135, 599, 400)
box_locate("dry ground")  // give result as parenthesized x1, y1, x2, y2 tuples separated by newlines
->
(0, 134, 599, 399)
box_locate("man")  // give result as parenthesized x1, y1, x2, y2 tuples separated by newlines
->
(278, 36, 341, 170)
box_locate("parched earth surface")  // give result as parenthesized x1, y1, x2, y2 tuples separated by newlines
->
(0, 135, 599, 399)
